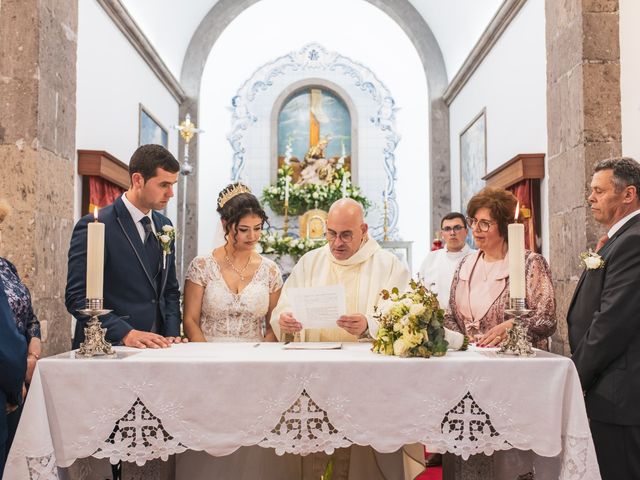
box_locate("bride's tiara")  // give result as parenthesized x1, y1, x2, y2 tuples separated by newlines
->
(218, 183, 252, 208)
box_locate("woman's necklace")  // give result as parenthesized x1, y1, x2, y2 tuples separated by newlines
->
(224, 247, 252, 281)
(480, 254, 499, 281)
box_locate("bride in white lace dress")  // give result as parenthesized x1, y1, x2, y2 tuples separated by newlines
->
(177, 184, 300, 479)
(183, 184, 281, 343)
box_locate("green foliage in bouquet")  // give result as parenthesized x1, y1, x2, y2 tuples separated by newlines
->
(372, 279, 469, 358)
(258, 231, 326, 260)
(262, 165, 370, 216)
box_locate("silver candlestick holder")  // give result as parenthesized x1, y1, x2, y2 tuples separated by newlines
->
(76, 298, 115, 357)
(499, 298, 535, 357)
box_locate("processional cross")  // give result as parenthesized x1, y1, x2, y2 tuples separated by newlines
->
(172, 113, 204, 280)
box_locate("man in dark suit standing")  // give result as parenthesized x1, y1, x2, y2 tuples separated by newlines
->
(0, 275, 27, 476)
(66, 144, 183, 349)
(567, 157, 640, 479)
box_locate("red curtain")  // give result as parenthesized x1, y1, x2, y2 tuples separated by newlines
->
(88, 176, 125, 212)
(508, 179, 538, 252)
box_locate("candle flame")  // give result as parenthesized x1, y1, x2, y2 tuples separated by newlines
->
(93, 205, 99, 221)
(514, 200, 520, 221)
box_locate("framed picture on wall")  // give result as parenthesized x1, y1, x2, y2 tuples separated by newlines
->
(139, 104, 168, 148)
(459, 108, 487, 215)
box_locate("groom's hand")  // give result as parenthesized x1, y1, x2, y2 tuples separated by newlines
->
(337, 314, 368, 336)
(279, 312, 302, 334)
(123, 330, 171, 349)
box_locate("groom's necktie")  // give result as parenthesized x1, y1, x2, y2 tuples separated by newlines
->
(140, 217, 161, 277)
(595, 233, 609, 252)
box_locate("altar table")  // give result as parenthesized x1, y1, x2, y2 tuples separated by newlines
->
(5, 343, 600, 479)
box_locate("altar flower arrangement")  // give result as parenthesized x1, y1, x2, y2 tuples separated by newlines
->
(156, 225, 176, 269)
(372, 279, 468, 358)
(580, 249, 605, 270)
(258, 231, 326, 260)
(262, 165, 370, 215)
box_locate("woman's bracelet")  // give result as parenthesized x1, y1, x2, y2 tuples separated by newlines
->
(27, 351, 40, 360)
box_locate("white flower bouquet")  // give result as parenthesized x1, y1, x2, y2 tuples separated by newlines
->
(373, 279, 468, 358)
(258, 231, 326, 260)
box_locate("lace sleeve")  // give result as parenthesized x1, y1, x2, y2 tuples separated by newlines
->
(268, 261, 283, 293)
(523, 252, 557, 339)
(186, 256, 209, 287)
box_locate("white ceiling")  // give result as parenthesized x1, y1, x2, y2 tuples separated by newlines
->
(121, 0, 503, 83)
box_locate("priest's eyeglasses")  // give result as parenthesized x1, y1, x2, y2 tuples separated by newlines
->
(465, 217, 496, 232)
(325, 230, 354, 243)
(441, 225, 465, 233)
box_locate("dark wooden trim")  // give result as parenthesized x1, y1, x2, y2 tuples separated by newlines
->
(483, 153, 545, 189)
(77, 150, 130, 189)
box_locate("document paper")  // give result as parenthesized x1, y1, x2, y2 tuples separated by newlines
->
(289, 284, 346, 329)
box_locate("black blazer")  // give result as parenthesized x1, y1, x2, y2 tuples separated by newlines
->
(0, 276, 27, 474)
(66, 196, 181, 348)
(567, 213, 640, 425)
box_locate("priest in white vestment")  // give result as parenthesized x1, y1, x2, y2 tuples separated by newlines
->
(272, 198, 411, 342)
(271, 199, 423, 480)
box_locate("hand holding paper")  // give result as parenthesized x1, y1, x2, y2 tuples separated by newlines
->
(290, 284, 347, 329)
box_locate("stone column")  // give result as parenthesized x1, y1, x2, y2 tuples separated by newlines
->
(546, 0, 621, 355)
(0, 0, 78, 355)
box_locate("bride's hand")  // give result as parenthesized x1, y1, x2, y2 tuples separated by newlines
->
(166, 336, 189, 344)
(279, 312, 302, 333)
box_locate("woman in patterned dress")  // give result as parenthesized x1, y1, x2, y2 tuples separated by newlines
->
(0, 199, 42, 458)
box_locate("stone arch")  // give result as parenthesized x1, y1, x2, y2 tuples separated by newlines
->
(177, 0, 449, 271)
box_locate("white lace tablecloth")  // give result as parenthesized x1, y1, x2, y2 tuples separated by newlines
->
(5, 343, 600, 479)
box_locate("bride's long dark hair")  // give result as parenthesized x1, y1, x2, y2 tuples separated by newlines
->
(216, 183, 269, 245)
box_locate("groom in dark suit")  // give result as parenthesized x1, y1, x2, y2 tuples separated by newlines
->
(66, 144, 182, 349)
(567, 157, 640, 479)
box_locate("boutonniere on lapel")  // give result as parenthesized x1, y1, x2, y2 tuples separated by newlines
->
(156, 225, 176, 269)
(579, 249, 605, 270)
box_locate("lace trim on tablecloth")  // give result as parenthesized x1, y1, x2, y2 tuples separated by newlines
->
(259, 389, 352, 455)
(92, 397, 187, 466)
(26, 453, 59, 480)
(559, 434, 597, 480)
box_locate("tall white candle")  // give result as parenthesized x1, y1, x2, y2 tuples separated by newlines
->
(284, 176, 290, 204)
(86, 206, 105, 299)
(508, 203, 525, 298)
(341, 174, 348, 198)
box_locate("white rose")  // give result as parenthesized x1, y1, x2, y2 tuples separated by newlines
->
(584, 256, 601, 269)
(312, 192, 319, 199)
(393, 338, 409, 356)
(159, 235, 171, 243)
(444, 328, 465, 350)
(162, 225, 173, 233)
(401, 298, 414, 307)
(409, 303, 426, 317)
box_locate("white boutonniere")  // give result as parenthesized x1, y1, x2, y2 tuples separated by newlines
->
(156, 225, 176, 269)
(580, 249, 605, 270)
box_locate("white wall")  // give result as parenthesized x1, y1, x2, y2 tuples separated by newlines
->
(75, 0, 180, 224)
(448, 0, 549, 258)
(198, 0, 429, 270)
(620, 0, 640, 161)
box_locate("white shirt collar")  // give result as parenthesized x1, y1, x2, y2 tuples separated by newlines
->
(607, 208, 640, 238)
(122, 192, 153, 225)
(444, 243, 471, 255)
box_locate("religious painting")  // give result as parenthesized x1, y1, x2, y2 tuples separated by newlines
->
(277, 87, 351, 185)
(139, 104, 168, 148)
(460, 109, 486, 214)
